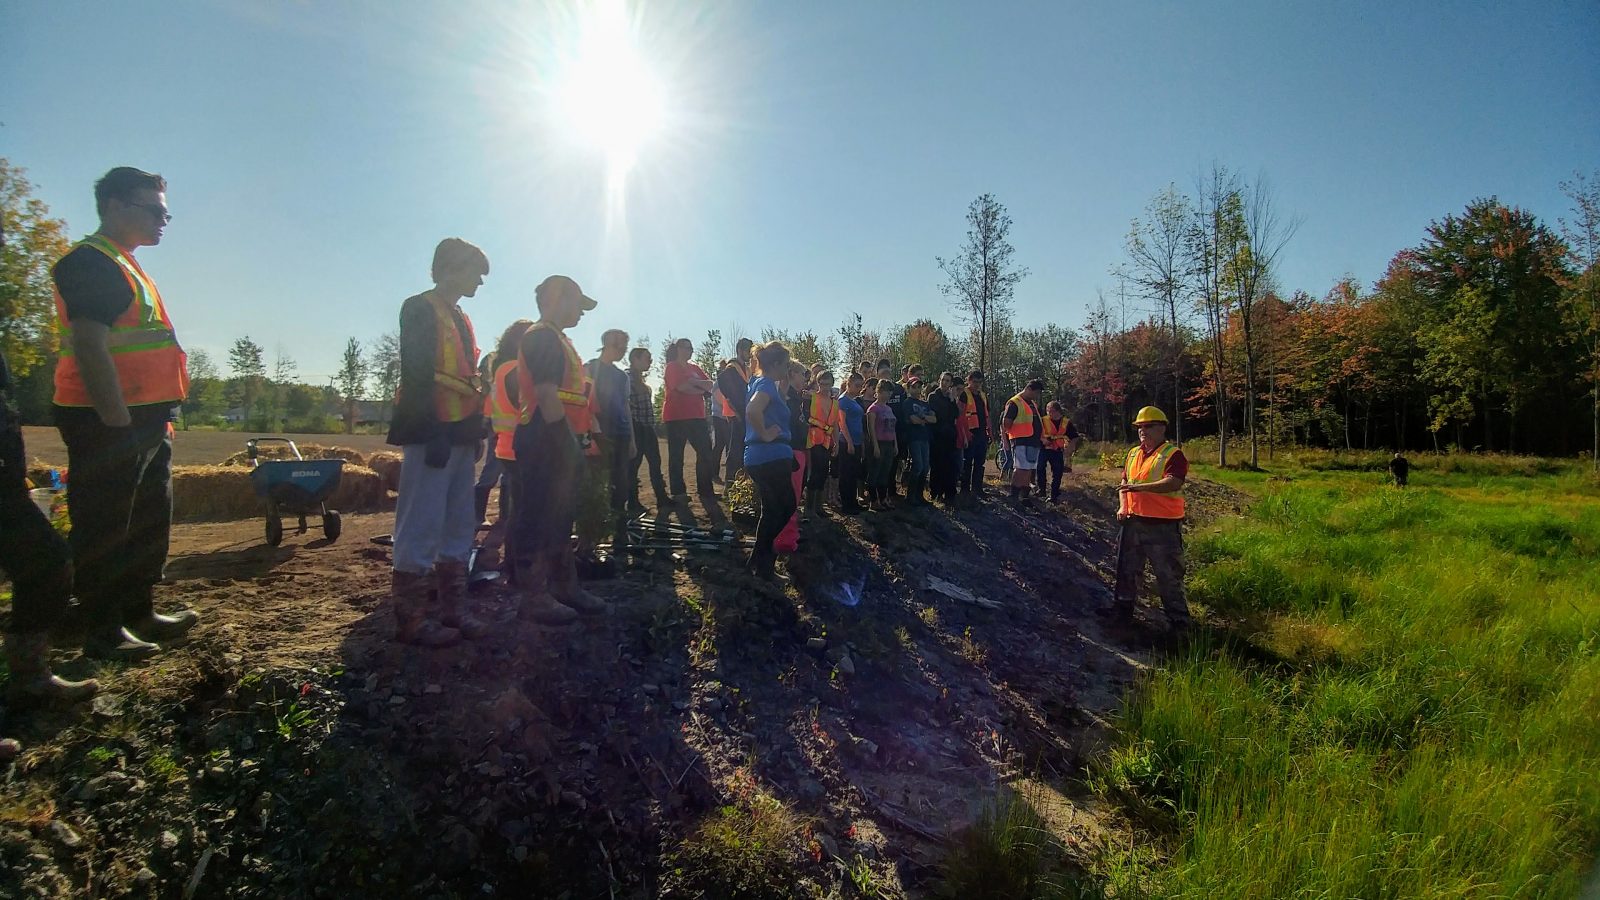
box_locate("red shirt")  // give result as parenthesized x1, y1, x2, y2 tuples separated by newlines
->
(662, 361, 710, 422)
(1163, 447, 1189, 480)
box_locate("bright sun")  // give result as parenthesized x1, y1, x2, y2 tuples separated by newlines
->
(552, 0, 665, 173)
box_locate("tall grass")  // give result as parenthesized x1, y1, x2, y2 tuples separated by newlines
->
(1096, 463, 1600, 897)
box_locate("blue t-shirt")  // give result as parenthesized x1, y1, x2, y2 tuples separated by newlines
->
(743, 377, 793, 467)
(838, 393, 865, 447)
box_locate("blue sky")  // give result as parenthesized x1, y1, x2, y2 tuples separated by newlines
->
(4, 0, 1597, 383)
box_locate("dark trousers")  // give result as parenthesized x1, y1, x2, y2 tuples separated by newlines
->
(665, 418, 715, 498)
(513, 420, 579, 559)
(57, 411, 173, 628)
(1114, 517, 1190, 622)
(805, 444, 832, 491)
(867, 444, 897, 501)
(629, 421, 667, 505)
(1036, 448, 1066, 499)
(711, 417, 731, 481)
(930, 438, 959, 500)
(724, 416, 746, 484)
(0, 484, 71, 633)
(602, 433, 631, 512)
(959, 430, 989, 493)
(748, 458, 797, 562)
(836, 446, 862, 510)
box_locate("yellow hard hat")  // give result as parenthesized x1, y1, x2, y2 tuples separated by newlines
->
(1133, 406, 1168, 425)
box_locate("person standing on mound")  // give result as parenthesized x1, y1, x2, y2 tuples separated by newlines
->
(386, 238, 492, 647)
(50, 166, 196, 661)
(742, 342, 798, 581)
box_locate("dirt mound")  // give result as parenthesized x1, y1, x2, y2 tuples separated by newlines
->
(171, 464, 388, 521)
(219, 443, 369, 468)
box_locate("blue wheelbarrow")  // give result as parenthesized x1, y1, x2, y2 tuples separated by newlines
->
(246, 438, 343, 546)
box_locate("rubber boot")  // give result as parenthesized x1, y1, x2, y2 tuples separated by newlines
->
(83, 624, 160, 662)
(809, 488, 832, 519)
(392, 570, 461, 647)
(516, 556, 580, 626)
(550, 553, 607, 616)
(124, 585, 199, 644)
(5, 632, 99, 708)
(434, 560, 490, 639)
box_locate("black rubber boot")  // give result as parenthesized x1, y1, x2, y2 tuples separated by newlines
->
(474, 485, 492, 525)
(5, 632, 100, 707)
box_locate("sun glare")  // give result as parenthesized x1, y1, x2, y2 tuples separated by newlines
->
(552, 0, 666, 174)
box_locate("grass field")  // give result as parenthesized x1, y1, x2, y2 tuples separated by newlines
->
(1093, 450, 1600, 897)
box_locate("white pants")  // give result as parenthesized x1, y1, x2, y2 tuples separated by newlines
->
(392, 443, 477, 574)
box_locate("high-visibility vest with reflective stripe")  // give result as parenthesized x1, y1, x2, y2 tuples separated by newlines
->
(1004, 394, 1040, 441)
(516, 323, 588, 431)
(719, 360, 749, 417)
(425, 299, 479, 422)
(1120, 441, 1185, 519)
(960, 388, 986, 432)
(53, 235, 189, 407)
(490, 359, 519, 460)
(1042, 415, 1072, 450)
(806, 392, 839, 448)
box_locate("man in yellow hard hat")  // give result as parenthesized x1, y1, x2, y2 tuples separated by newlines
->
(1111, 406, 1191, 632)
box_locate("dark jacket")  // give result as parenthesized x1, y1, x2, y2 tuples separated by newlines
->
(717, 360, 751, 419)
(386, 293, 485, 447)
(929, 390, 958, 441)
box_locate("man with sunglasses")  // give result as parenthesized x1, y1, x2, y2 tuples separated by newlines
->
(50, 167, 196, 661)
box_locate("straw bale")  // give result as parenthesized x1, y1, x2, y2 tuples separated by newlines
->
(172, 463, 389, 522)
(366, 451, 404, 494)
(26, 458, 58, 490)
(219, 443, 368, 468)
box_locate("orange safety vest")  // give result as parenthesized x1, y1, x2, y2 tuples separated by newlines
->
(425, 299, 480, 423)
(1120, 441, 1186, 519)
(1004, 393, 1040, 441)
(719, 359, 749, 417)
(53, 234, 189, 408)
(517, 322, 588, 432)
(1041, 415, 1072, 450)
(489, 359, 519, 460)
(960, 388, 986, 433)
(806, 392, 840, 448)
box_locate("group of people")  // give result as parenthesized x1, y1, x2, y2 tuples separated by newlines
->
(1, 166, 1194, 736)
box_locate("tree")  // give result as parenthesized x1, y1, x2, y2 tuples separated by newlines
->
(695, 329, 723, 374)
(1225, 173, 1298, 467)
(1559, 171, 1600, 469)
(181, 347, 226, 425)
(938, 193, 1028, 372)
(0, 159, 72, 378)
(270, 346, 298, 431)
(369, 330, 402, 425)
(1189, 165, 1243, 465)
(1121, 184, 1194, 442)
(336, 337, 367, 434)
(892, 318, 960, 379)
(228, 337, 267, 425)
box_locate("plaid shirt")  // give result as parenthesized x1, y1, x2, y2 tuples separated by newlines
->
(629, 370, 657, 424)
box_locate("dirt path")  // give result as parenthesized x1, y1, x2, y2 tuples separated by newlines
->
(2, 469, 1237, 897)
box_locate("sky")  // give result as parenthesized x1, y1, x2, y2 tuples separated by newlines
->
(4, 0, 1598, 384)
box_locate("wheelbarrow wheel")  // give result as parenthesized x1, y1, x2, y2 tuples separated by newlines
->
(266, 517, 284, 547)
(324, 510, 342, 542)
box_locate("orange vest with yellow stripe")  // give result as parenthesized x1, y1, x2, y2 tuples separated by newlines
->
(425, 299, 480, 422)
(489, 359, 519, 460)
(960, 388, 986, 432)
(1041, 415, 1072, 450)
(516, 323, 589, 433)
(1120, 441, 1185, 519)
(53, 235, 189, 408)
(807, 392, 840, 448)
(1004, 393, 1040, 441)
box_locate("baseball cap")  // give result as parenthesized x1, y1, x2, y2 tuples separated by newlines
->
(536, 274, 597, 311)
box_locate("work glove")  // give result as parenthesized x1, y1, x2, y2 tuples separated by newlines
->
(424, 433, 451, 469)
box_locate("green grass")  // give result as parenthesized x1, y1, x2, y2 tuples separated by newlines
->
(1095, 456, 1600, 898)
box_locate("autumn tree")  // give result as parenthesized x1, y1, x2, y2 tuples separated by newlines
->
(1189, 164, 1243, 464)
(938, 193, 1027, 372)
(1226, 173, 1299, 467)
(336, 337, 367, 434)
(0, 159, 72, 378)
(1559, 171, 1600, 468)
(892, 318, 960, 379)
(1121, 183, 1193, 441)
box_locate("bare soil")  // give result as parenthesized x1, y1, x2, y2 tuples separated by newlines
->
(0, 452, 1247, 898)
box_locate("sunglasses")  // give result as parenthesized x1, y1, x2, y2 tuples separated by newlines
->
(127, 201, 172, 223)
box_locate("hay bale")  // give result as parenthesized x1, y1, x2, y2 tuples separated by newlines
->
(219, 443, 368, 468)
(366, 451, 403, 494)
(172, 463, 390, 522)
(26, 458, 60, 490)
